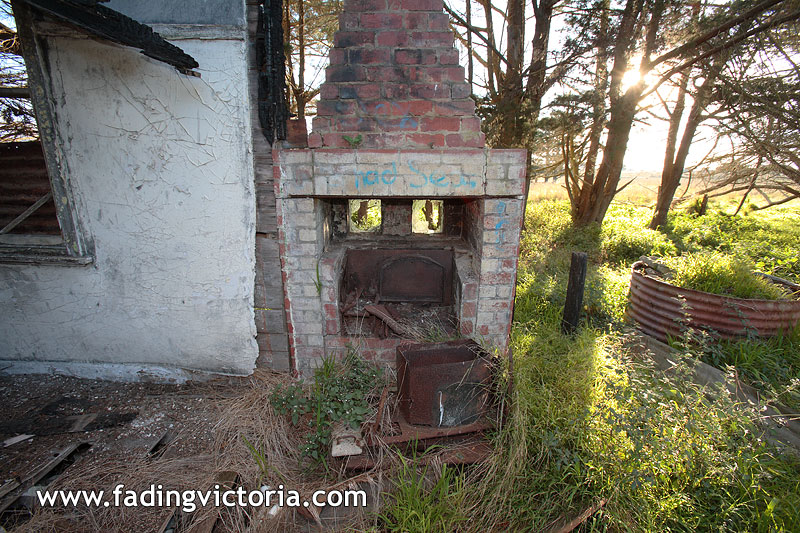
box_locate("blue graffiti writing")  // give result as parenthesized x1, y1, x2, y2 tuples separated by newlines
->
(494, 220, 507, 244)
(408, 161, 476, 189)
(353, 160, 476, 190)
(372, 102, 419, 130)
(494, 201, 508, 243)
(355, 162, 398, 189)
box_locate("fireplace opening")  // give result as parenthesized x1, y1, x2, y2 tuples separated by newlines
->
(328, 198, 467, 240)
(348, 199, 381, 233)
(412, 199, 443, 234)
(339, 248, 457, 339)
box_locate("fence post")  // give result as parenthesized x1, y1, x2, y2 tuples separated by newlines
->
(561, 252, 588, 334)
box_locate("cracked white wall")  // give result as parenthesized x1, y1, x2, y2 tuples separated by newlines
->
(0, 35, 258, 376)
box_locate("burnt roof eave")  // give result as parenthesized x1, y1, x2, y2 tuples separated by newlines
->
(18, 0, 199, 74)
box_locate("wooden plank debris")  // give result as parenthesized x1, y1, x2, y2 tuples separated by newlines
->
(545, 498, 607, 533)
(147, 430, 172, 458)
(0, 481, 21, 503)
(364, 304, 411, 337)
(19, 0, 198, 72)
(184, 471, 239, 533)
(3, 435, 33, 448)
(0, 442, 91, 515)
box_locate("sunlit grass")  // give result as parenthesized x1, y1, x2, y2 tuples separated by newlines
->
(460, 198, 800, 531)
(384, 198, 800, 532)
(663, 253, 791, 300)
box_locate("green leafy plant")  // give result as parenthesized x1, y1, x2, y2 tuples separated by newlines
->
(343, 134, 363, 148)
(313, 259, 322, 296)
(270, 350, 382, 469)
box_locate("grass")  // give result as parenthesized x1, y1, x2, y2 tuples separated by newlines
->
(663, 253, 791, 300)
(383, 197, 800, 532)
(379, 454, 466, 533)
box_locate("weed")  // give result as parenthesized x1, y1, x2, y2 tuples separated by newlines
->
(242, 435, 287, 485)
(462, 199, 800, 531)
(343, 134, 363, 148)
(379, 452, 466, 533)
(313, 259, 322, 296)
(663, 253, 790, 300)
(270, 350, 383, 469)
(698, 326, 800, 411)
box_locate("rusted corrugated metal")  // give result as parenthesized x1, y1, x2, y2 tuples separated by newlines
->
(0, 140, 60, 235)
(628, 261, 800, 343)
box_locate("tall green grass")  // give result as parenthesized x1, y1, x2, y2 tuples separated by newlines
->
(666, 207, 800, 282)
(663, 253, 791, 300)
(381, 200, 800, 532)
(460, 200, 800, 531)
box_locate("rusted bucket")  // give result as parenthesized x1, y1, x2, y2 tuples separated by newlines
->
(397, 340, 492, 427)
(628, 261, 800, 343)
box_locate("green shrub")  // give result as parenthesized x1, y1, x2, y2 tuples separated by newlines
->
(664, 253, 790, 300)
(601, 222, 677, 264)
(270, 351, 383, 468)
(665, 206, 800, 282)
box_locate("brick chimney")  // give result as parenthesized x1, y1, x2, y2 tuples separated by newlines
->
(308, 0, 485, 150)
(273, 0, 527, 377)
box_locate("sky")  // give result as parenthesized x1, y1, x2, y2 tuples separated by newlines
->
(1, 1, 718, 174)
(444, 0, 704, 174)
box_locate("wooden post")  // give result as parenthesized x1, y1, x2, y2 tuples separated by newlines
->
(561, 252, 588, 334)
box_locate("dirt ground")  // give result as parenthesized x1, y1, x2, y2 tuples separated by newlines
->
(0, 371, 360, 532)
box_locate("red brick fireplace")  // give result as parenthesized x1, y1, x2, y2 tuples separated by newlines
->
(274, 0, 526, 376)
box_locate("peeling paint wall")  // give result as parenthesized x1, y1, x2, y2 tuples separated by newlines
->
(0, 29, 258, 376)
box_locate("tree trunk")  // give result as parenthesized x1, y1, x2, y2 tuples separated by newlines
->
(296, 0, 306, 119)
(519, 0, 556, 220)
(649, 54, 723, 229)
(466, 0, 473, 89)
(572, 0, 664, 227)
(574, 90, 642, 226)
(497, 0, 525, 147)
(649, 70, 689, 229)
(479, 0, 498, 96)
(575, 0, 610, 220)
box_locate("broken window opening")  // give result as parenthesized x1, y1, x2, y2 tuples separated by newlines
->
(348, 199, 381, 233)
(0, 4, 61, 243)
(0, 1, 87, 260)
(412, 199, 443, 234)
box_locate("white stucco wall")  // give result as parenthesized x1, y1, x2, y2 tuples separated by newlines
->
(0, 34, 258, 377)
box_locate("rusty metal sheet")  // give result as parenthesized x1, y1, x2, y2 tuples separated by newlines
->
(627, 262, 800, 343)
(397, 339, 492, 427)
(342, 249, 454, 305)
(380, 254, 445, 303)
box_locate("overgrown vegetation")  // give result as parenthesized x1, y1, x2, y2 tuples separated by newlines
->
(383, 199, 800, 531)
(379, 454, 466, 533)
(270, 351, 383, 469)
(663, 253, 791, 300)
